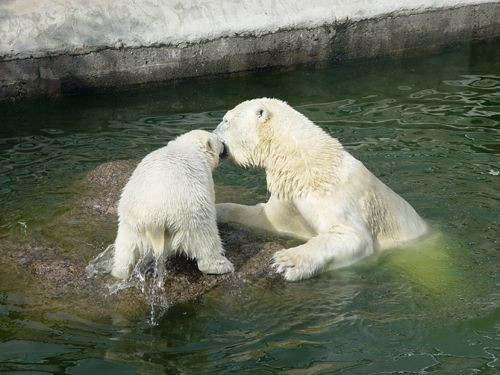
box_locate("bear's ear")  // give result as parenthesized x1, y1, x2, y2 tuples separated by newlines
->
(205, 137, 218, 155)
(256, 107, 270, 123)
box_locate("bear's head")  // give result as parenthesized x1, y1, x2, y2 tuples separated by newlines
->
(213, 98, 277, 167)
(176, 129, 225, 170)
(214, 98, 345, 198)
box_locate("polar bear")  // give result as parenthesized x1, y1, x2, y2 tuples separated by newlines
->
(214, 98, 427, 281)
(111, 130, 234, 280)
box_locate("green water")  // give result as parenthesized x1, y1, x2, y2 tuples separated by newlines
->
(1, 41, 499, 373)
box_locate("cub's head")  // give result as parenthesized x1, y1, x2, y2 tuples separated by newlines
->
(214, 98, 279, 167)
(176, 129, 225, 169)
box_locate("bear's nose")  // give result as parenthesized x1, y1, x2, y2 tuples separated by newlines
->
(214, 122, 223, 135)
(214, 119, 229, 136)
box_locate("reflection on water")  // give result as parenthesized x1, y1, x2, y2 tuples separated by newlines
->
(0, 40, 499, 373)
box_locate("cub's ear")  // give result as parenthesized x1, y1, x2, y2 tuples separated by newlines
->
(256, 107, 270, 123)
(205, 137, 220, 154)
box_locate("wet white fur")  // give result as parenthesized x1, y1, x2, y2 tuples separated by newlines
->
(214, 98, 427, 281)
(111, 130, 234, 280)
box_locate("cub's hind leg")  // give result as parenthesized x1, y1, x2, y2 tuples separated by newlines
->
(182, 222, 234, 275)
(111, 223, 140, 280)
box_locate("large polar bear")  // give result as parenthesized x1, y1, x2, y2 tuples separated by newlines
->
(111, 130, 234, 280)
(214, 98, 427, 281)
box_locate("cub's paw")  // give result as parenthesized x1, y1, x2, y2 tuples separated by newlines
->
(272, 248, 316, 282)
(198, 256, 234, 275)
(111, 265, 131, 280)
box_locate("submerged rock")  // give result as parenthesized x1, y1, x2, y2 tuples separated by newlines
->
(82, 159, 138, 216)
(1, 159, 285, 318)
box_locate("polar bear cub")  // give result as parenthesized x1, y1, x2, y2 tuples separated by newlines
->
(111, 130, 234, 280)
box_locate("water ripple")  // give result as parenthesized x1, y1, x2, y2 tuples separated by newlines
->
(0, 44, 499, 373)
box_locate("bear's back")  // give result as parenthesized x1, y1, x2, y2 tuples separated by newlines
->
(118, 142, 215, 229)
(343, 153, 427, 246)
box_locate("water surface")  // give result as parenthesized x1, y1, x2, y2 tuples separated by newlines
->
(0, 41, 499, 373)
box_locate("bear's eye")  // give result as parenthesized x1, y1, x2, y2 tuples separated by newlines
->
(257, 109, 264, 118)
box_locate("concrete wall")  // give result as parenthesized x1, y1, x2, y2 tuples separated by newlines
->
(1, 0, 499, 101)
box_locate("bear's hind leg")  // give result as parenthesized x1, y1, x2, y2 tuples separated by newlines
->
(111, 223, 140, 280)
(184, 224, 234, 275)
(146, 227, 170, 285)
(146, 227, 166, 259)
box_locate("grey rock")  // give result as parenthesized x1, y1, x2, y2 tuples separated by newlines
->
(0, 159, 284, 318)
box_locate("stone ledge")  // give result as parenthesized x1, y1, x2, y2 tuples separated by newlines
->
(1, 2, 499, 101)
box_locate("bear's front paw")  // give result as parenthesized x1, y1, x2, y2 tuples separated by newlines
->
(272, 248, 317, 282)
(197, 256, 235, 275)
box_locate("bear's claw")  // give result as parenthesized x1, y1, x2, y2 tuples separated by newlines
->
(272, 248, 316, 282)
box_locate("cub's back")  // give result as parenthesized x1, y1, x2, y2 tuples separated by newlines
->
(119, 142, 215, 226)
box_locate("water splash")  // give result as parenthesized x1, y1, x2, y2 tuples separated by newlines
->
(85, 244, 115, 277)
(86, 245, 169, 326)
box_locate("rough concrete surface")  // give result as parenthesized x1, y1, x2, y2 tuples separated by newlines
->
(1, 1, 499, 100)
(0, 160, 284, 318)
